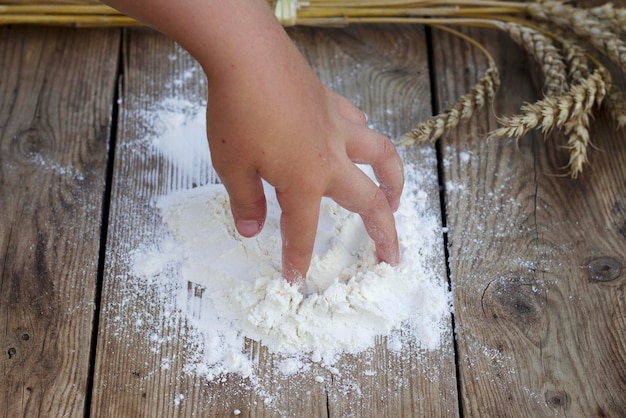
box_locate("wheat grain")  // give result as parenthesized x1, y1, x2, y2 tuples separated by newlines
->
(589, 3, 626, 36)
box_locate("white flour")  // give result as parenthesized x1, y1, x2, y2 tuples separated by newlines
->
(130, 100, 452, 384)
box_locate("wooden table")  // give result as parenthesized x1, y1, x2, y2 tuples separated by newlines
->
(2, 11, 626, 418)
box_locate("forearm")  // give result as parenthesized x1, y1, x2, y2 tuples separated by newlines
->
(100, 0, 299, 82)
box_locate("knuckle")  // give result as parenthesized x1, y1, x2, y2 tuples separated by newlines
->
(355, 110, 368, 125)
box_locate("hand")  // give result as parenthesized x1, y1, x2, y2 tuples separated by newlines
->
(205, 32, 404, 284)
(99, 0, 404, 283)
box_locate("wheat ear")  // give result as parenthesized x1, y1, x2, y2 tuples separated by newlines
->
(527, 1, 626, 74)
(589, 3, 626, 36)
(397, 26, 500, 146)
(564, 112, 591, 178)
(498, 21, 568, 95)
(490, 67, 611, 177)
(489, 67, 609, 140)
(558, 38, 590, 85)
(397, 60, 499, 145)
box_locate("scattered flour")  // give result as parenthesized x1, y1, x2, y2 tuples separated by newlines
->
(129, 100, 452, 386)
(149, 98, 213, 185)
(173, 393, 185, 407)
(459, 150, 471, 164)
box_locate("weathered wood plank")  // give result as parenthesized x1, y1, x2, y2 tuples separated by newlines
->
(89, 30, 202, 418)
(432, 23, 626, 417)
(0, 27, 119, 417)
(91, 25, 457, 417)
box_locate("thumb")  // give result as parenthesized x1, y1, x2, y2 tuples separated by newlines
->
(219, 172, 267, 238)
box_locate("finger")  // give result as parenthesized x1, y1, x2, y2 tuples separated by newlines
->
(345, 126, 404, 212)
(215, 167, 267, 238)
(275, 188, 321, 284)
(329, 90, 368, 126)
(328, 163, 400, 266)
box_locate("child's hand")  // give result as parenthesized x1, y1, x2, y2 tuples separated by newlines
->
(206, 47, 404, 283)
(100, 0, 404, 283)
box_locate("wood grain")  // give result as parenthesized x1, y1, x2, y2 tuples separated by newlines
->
(431, 22, 626, 417)
(0, 26, 119, 417)
(91, 25, 457, 417)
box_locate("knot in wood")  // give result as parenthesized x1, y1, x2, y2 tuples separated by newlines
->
(544, 390, 570, 410)
(481, 274, 542, 335)
(587, 257, 622, 282)
(13, 125, 50, 164)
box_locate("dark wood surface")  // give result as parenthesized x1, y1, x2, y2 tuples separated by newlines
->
(1, 17, 625, 418)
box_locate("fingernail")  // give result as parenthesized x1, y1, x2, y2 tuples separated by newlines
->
(236, 219, 261, 237)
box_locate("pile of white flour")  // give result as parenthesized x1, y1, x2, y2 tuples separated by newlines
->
(130, 100, 452, 382)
